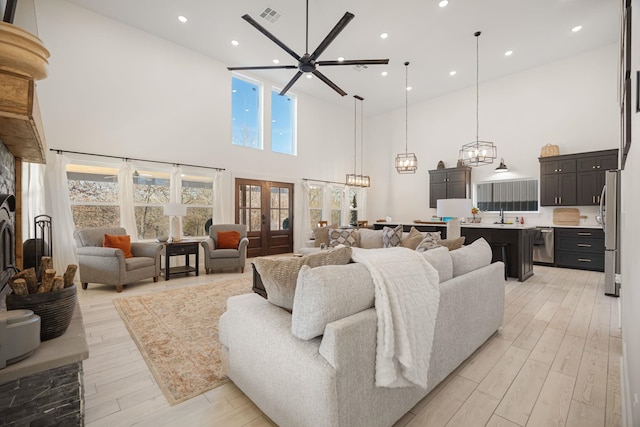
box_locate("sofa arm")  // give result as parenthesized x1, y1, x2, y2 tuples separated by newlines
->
(201, 237, 215, 253)
(131, 242, 162, 258)
(238, 237, 249, 253)
(319, 308, 377, 371)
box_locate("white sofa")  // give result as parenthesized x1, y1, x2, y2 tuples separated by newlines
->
(219, 240, 505, 427)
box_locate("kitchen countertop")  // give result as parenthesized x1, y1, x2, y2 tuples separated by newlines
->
(461, 223, 536, 230)
(0, 303, 89, 385)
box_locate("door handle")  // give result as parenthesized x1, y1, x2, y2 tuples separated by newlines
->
(577, 232, 592, 236)
(578, 244, 592, 247)
(578, 258, 592, 262)
(261, 214, 266, 225)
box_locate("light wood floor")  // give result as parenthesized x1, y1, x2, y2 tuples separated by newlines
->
(79, 263, 621, 427)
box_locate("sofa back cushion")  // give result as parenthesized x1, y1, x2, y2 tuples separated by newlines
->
(292, 263, 374, 340)
(358, 228, 383, 249)
(450, 237, 492, 277)
(254, 247, 353, 311)
(75, 227, 126, 248)
(420, 246, 453, 282)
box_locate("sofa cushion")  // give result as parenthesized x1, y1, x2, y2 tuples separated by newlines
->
(254, 247, 353, 311)
(450, 237, 492, 277)
(292, 263, 374, 340)
(401, 227, 423, 250)
(312, 225, 336, 248)
(438, 236, 466, 251)
(415, 233, 441, 252)
(103, 234, 133, 258)
(359, 228, 383, 249)
(420, 246, 453, 282)
(125, 256, 155, 271)
(329, 229, 359, 247)
(382, 225, 403, 248)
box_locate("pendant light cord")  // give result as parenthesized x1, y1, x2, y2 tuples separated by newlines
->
(360, 97, 364, 176)
(353, 96, 357, 176)
(475, 31, 481, 143)
(405, 61, 409, 154)
(305, 0, 309, 53)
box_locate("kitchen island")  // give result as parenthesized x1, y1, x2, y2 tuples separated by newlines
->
(462, 224, 536, 282)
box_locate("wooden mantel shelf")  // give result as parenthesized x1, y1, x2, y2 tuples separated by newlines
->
(0, 22, 50, 164)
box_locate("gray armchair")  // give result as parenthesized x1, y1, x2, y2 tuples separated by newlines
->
(74, 227, 162, 292)
(201, 224, 249, 274)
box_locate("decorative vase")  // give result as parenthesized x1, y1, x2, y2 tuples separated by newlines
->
(6, 284, 77, 341)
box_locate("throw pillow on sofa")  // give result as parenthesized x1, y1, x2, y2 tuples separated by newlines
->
(329, 229, 359, 247)
(415, 233, 441, 252)
(292, 263, 374, 340)
(254, 247, 353, 311)
(420, 246, 453, 282)
(382, 225, 403, 248)
(437, 236, 466, 251)
(358, 228, 383, 249)
(449, 237, 492, 277)
(401, 227, 424, 250)
(312, 225, 337, 248)
(103, 234, 133, 258)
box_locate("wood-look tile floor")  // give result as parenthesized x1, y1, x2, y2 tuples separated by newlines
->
(79, 263, 621, 427)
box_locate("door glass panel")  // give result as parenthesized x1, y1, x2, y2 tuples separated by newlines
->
(280, 188, 289, 208)
(270, 187, 279, 208)
(271, 210, 280, 231)
(239, 184, 248, 208)
(250, 208, 261, 231)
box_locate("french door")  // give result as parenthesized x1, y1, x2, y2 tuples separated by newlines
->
(235, 178, 294, 258)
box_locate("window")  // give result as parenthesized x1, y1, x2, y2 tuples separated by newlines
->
(476, 179, 539, 212)
(349, 188, 358, 226)
(308, 186, 323, 228)
(133, 170, 170, 239)
(67, 164, 120, 228)
(232, 75, 262, 149)
(181, 174, 213, 237)
(271, 89, 296, 155)
(331, 188, 342, 226)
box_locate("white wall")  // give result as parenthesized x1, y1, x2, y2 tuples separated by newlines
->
(620, 1, 640, 425)
(33, 0, 356, 250)
(366, 44, 619, 225)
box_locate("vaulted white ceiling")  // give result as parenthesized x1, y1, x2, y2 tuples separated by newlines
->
(66, 0, 620, 115)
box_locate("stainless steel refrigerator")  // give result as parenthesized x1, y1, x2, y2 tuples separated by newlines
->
(598, 170, 621, 297)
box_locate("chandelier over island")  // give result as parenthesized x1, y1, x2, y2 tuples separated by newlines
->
(459, 31, 497, 167)
(346, 95, 370, 187)
(395, 61, 418, 174)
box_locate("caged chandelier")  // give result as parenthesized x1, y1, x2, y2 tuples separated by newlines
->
(395, 61, 418, 174)
(346, 95, 370, 187)
(458, 31, 497, 167)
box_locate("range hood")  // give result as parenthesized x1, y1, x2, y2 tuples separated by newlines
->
(0, 21, 49, 164)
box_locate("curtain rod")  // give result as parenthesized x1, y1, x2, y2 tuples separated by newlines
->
(303, 178, 348, 186)
(50, 149, 225, 171)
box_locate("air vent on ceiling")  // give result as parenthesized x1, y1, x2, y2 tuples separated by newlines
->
(353, 64, 369, 72)
(259, 7, 281, 23)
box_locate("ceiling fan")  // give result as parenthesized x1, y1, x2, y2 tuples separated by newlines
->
(227, 0, 389, 96)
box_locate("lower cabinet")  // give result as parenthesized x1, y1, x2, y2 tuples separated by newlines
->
(554, 227, 604, 272)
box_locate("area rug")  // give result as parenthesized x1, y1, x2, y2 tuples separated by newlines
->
(113, 276, 253, 405)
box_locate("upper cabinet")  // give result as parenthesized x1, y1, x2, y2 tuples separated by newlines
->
(428, 167, 471, 208)
(539, 149, 618, 207)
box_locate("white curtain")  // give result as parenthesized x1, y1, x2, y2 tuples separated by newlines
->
(358, 188, 368, 224)
(340, 186, 350, 227)
(212, 170, 225, 224)
(44, 153, 79, 278)
(22, 162, 46, 239)
(118, 161, 138, 241)
(169, 165, 183, 240)
(322, 184, 332, 223)
(301, 180, 312, 239)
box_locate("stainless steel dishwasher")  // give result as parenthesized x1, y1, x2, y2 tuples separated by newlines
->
(533, 227, 554, 264)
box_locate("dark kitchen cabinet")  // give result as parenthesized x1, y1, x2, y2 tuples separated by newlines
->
(554, 227, 605, 271)
(428, 167, 471, 208)
(576, 150, 618, 205)
(540, 172, 577, 206)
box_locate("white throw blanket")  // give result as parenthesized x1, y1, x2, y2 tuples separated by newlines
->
(351, 247, 440, 389)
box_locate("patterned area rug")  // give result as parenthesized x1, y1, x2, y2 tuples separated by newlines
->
(113, 276, 252, 405)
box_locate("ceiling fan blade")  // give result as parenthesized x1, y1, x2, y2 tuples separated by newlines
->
(227, 65, 297, 71)
(279, 71, 304, 96)
(242, 14, 301, 61)
(309, 12, 354, 61)
(312, 70, 347, 96)
(317, 59, 390, 66)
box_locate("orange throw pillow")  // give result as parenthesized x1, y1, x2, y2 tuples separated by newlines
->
(217, 230, 240, 249)
(103, 234, 133, 258)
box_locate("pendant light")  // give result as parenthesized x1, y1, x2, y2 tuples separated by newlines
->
(346, 95, 370, 187)
(395, 61, 418, 174)
(459, 31, 497, 166)
(495, 158, 509, 172)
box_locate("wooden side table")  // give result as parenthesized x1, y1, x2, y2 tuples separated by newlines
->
(162, 241, 199, 281)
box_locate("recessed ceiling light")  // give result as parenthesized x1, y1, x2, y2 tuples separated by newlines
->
(381, 71, 388, 76)
(406, 86, 412, 91)
(504, 50, 513, 56)
(231, 40, 239, 46)
(306, 74, 312, 79)
(438, 0, 449, 7)
(380, 33, 389, 39)
(178, 15, 188, 23)
(571, 25, 583, 33)
(273, 59, 280, 64)
(337, 57, 345, 62)
(449, 70, 456, 76)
